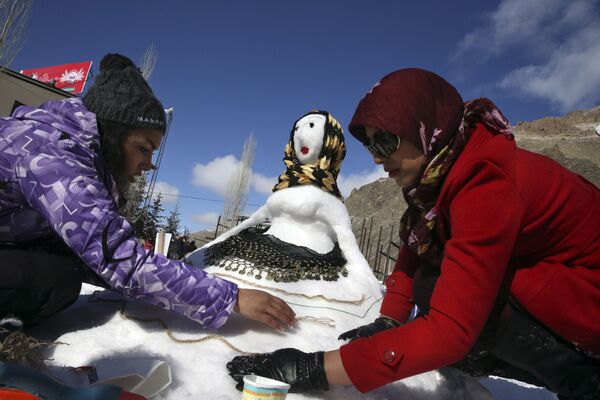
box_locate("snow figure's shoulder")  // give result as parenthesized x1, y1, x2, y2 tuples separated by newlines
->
(266, 185, 350, 223)
(267, 184, 341, 204)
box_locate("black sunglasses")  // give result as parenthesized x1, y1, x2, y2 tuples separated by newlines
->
(361, 129, 400, 158)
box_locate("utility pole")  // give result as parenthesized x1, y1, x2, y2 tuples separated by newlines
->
(144, 107, 174, 209)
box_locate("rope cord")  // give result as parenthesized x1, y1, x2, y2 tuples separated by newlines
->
(88, 292, 252, 354)
(88, 292, 336, 355)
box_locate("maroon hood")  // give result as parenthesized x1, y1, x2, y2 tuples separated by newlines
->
(349, 68, 464, 157)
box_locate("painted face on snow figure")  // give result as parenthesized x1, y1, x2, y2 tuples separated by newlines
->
(273, 110, 345, 198)
(293, 114, 326, 165)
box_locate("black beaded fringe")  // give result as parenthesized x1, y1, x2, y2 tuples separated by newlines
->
(205, 226, 347, 282)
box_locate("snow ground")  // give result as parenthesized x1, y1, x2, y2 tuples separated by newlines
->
(30, 283, 557, 400)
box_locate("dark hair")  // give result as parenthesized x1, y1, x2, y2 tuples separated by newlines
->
(96, 118, 133, 198)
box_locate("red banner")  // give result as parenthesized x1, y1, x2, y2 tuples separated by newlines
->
(21, 61, 93, 94)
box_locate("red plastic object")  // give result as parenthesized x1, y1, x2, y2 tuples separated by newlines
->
(117, 390, 146, 400)
(0, 388, 41, 400)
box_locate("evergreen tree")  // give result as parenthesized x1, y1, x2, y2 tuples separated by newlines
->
(145, 193, 165, 241)
(122, 174, 149, 239)
(164, 203, 181, 236)
(122, 174, 147, 222)
(120, 175, 169, 243)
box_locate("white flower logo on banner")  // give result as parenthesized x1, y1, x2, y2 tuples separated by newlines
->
(59, 69, 85, 84)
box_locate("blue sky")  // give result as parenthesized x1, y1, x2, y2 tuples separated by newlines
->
(12, 0, 600, 232)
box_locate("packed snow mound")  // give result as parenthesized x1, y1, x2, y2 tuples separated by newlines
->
(32, 283, 556, 399)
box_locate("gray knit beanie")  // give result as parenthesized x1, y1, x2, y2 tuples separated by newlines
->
(83, 53, 166, 132)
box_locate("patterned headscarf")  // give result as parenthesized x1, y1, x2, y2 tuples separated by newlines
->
(273, 110, 346, 198)
(349, 68, 512, 264)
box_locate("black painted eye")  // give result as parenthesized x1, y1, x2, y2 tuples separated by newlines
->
(309, 122, 314, 128)
(294, 127, 299, 131)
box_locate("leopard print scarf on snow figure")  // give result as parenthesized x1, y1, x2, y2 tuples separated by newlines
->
(273, 110, 346, 198)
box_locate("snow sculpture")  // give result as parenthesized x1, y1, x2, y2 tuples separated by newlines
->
(199, 111, 361, 285)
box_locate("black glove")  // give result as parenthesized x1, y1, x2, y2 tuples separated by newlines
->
(338, 316, 401, 342)
(227, 348, 329, 393)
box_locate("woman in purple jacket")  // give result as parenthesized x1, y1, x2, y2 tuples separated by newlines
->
(0, 53, 294, 334)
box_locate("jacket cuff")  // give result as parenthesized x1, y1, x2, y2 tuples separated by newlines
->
(379, 271, 414, 322)
(340, 328, 404, 392)
(196, 279, 239, 330)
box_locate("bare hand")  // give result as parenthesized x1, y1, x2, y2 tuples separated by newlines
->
(234, 288, 296, 331)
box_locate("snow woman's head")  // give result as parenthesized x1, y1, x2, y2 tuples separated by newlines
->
(292, 113, 326, 165)
(288, 110, 346, 170)
(273, 110, 346, 198)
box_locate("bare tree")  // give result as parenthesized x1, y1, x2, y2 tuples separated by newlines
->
(0, 0, 33, 68)
(140, 43, 158, 80)
(223, 134, 256, 229)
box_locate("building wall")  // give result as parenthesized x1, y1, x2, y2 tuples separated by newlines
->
(0, 68, 72, 117)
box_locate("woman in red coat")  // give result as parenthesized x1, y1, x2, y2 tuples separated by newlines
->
(227, 68, 600, 399)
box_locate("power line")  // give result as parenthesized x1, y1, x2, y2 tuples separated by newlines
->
(140, 109, 264, 209)
(158, 192, 262, 207)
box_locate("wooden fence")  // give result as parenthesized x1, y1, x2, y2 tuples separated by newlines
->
(352, 217, 401, 282)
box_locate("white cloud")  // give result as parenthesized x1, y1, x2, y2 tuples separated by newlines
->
(458, 0, 565, 57)
(192, 154, 277, 197)
(151, 181, 180, 204)
(192, 155, 239, 197)
(337, 167, 387, 198)
(252, 172, 276, 195)
(457, 0, 600, 111)
(192, 212, 220, 226)
(191, 156, 385, 206)
(499, 25, 600, 111)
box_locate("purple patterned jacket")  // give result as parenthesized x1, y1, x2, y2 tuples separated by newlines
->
(0, 98, 237, 329)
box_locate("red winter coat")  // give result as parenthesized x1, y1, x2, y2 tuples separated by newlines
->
(340, 123, 600, 392)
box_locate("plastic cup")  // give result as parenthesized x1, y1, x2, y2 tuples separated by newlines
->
(241, 375, 290, 399)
